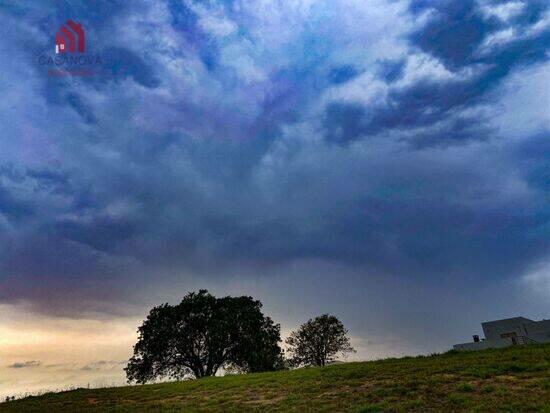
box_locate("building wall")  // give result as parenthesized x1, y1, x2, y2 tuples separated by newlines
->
(454, 317, 550, 351)
(453, 337, 514, 351)
(481, 317, 533, 341)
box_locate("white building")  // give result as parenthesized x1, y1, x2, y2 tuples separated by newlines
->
(453, 316, 550, 351)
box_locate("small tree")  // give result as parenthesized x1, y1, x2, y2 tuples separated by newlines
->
(286, 314, 355, 367)
(125, 290, 284, 383)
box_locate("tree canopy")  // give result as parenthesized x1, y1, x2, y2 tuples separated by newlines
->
(285, 314, 355, 367)
(125, 290, 284, 383)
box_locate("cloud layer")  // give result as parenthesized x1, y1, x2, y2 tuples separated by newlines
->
(0, 0, 548, 341)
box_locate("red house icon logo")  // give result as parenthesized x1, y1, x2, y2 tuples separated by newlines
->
(55, 20, 85, 54)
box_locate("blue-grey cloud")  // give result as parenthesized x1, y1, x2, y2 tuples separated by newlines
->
(321, 0, 549, 145)
(376, 58, 406, 83)
(0, 0, 548, 330)
(410, 0, 496, 69)
(329, 65, 361, 85)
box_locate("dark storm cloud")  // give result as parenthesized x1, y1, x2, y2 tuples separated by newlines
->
(376, 58, 406, 83)
(329, 65, 361, 85)
(64, 93, 97, 124)
(97, 47, 160, 89)
(323, 0, 549, 145)
(197, 133, 548, 282)
(0, 0, 548, 320)
(25, 168, 69, 189)
(166, 0, 222, 71)
(410, 0, 496, 69)
(0, 0, 159, 126)
(52, 217, 136, 253)
(516, 133, 550, 193)
(323, 103, 367, 145)
(0, 185, 34, 220)
(403, 116, 494, 149)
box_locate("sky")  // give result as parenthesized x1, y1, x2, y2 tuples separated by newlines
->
(0, 0, 549, 398)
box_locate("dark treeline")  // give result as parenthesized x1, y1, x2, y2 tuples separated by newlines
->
(126, 290, 354, 383)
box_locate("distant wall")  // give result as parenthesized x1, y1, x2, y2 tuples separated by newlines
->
(454, 317, 550, 351)
(482, 318, 532, 341)
(453, 337, 514, 351)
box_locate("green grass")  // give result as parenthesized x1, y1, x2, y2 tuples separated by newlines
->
(2, 344, 549, 412)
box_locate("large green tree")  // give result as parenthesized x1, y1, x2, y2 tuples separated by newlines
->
(125, 290, 284, 383)
(286, 314, 355, 367)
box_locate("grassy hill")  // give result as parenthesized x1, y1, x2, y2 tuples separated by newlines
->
(2, 344, 549, 412)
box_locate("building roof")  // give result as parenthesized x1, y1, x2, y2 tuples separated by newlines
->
(481, 317, 534, 325)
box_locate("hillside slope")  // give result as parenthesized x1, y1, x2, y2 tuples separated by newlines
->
(2, 344, 549, 412)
